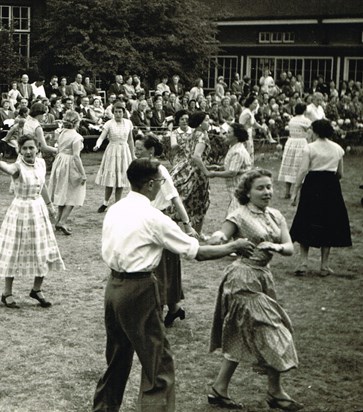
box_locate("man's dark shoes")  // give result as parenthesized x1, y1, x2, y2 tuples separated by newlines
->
(29, 289, 52, 308)
(164, 307, 185, 327)
(1, 294, 20, 309)
(207, 387, 244, 409)
(97, 204, 107, 213)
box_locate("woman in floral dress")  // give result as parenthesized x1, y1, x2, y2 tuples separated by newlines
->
(207, 169, 303, 411)
(0, 134, 64, 309)
(169, 110, 193, 166)
(93, 102, 135, 212)
(170, 111, 211, 234)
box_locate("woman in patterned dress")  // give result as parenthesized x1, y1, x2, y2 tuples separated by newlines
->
(170, 111, 211, 234)
(207, 169, 303, 411)
(93, 102, 135, 212)
(169, 110, 193, 166)
(48, 111, 87, 235)
(278, 103, 311, 199)
(207, 123, 251, 214)
(0, 134, 64, 309)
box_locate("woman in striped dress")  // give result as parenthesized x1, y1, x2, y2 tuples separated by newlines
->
(278, 103, 312, 199)
(93, 102, 135, 212)
(0, 134, 64, 309)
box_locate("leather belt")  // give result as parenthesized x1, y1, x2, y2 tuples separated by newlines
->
(111, 269, 152, 279)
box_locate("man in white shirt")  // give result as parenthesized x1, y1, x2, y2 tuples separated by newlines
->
(93, 158, 254, 412)
(31, 78, 47, 100)
(305, 92, 326, 122)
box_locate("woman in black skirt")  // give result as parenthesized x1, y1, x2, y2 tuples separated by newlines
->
(290, 119, 351, 276)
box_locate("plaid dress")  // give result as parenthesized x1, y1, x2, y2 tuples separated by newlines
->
(0, 157, 64, 278)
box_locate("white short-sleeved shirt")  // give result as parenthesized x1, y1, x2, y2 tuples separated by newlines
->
(305, 139, 344, 172)
(102, 191, 199, 273)
(151, 164, 178, 211)
(305, 103, 325, 122)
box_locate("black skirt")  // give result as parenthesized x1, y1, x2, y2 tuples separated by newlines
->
(290, 171, 352, 248)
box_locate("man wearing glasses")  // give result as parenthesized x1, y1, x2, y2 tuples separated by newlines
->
(93, 158, 255, 412)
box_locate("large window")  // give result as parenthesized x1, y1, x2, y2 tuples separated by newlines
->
(206, 56, 240, 90)
(258, 32, 295, 44)
(0, 5, 31, 61)
(247, 56, 333, 89)
(344, 58, 363, 83)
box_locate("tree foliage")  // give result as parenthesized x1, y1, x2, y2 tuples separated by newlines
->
(36, 0, 218, 87)
(0, 29, 24, 88)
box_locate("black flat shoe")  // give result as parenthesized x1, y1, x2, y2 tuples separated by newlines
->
(55, 225, 72, 235)
(207, 387, 243, 409)
(97, 204, 107, 213)
(164, 307, 185, 327)
(1, 294, 20, 309)
(266, 393, 304, 411)
(29, 289, 52, 308)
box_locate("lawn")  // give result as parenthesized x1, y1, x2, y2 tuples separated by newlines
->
(0, 148, 362, 412)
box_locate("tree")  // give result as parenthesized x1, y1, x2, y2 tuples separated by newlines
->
(0, 29, 24, 90)
(35, 0, 218, 87)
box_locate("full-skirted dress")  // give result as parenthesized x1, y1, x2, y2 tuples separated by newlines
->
(48, 129, 86, 206)
(170, 129, 210, 228)
(153, 165, 184, 306)
(170, 126, 193, 166)
(290, 139, 352, 248)
(0, 157, 64, 278)
(278, 115, 311, 184)
(224, 142, 251, 214)
(210, 204, 299, 372)
(95, 118, 133, 188)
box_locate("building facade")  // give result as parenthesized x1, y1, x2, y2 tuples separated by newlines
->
(203, 0, 363, 91)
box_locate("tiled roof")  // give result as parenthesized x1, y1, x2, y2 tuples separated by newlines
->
(202, 0, 363, 20)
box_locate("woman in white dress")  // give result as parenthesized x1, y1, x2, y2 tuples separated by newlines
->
(0, 134, 64, 309)
(48, 111, 87, 235)
(93, 102, 135, 212)
(278, 103, 312, 199)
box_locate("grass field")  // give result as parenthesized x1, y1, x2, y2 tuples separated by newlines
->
(0, 148, 362, 412)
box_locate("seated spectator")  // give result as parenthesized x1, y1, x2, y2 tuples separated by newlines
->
(0, 99, 15, 129)
(90, 97, 105, 121)
(123, 75, 136, 100)
(188, 99, 197, 115)
(295, 74, 305, 96)
(198, 98, 208, 112)
(131, 99, 150, 134)
(218, 97, 234, 124)
(45, 75, 62, 98)
(164, 93, 181, 117)
(70, 74, 87, 100)
(180, 95, 189, 111)
(325, 95, 340, 121)
(84, 76, 98, 96)
(339, 81, 350, 98)
(276, 71, 290, 92)
(31, 78, 47, 100)
(62, 96, 75, 115)
(305, 92, 326, 122)
(104, 93, 117, 120)
(308, 78, 319, 95)
(59, 77, 73, 98)
(260, 67, 275, 96)
(328, 80, 339, 98)
(242, 75, 251, 99)
(316, 75, 329, 95)
(14, 98, 29, 117)
(169, 74, 184, 97)
(132, 74, 146, 95)
(156, 75, 171, 94)
(77, 96, 98, 134)
(230, 94, 242, 122)
(150, 100, 166, 131)
(108, 74, 125, 98)
(49, 97, 63, 121)
(209, 102, 220, 124)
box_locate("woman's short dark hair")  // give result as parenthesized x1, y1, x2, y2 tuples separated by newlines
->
(18, 134, 37, 148)
(244, 95, 257, 108)
(127, 158, 161, 190)
(136, 133, 164, 157)
(29, 102, 47, 117)
(112, 102, 125, 114)
(230, 123, 248, 142)
(174, 110, 188, 126)
(295, 103, 307, 115)
(189, 111, 207, 128)
(312, 119, 334, 139)
(235, 168, 272, 205)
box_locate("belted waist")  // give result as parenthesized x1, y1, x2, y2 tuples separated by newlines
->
(111, 269, 152, 279)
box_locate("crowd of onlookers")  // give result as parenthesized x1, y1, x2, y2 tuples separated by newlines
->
(1, 70, 362, 149)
